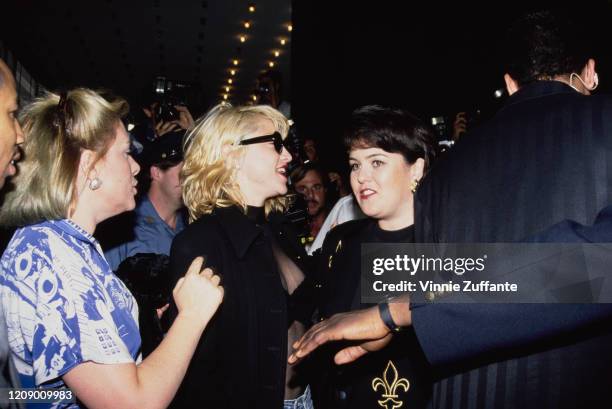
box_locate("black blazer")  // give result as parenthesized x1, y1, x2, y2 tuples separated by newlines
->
(414, 81, 612, 408)
(167, 206, 311, 409)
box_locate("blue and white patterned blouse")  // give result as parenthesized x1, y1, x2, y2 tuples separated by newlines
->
(0, 219, 142, 409)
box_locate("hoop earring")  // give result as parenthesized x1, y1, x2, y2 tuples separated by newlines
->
(88, 177, 102, 191)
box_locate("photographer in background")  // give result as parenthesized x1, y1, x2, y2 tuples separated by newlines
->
(291, 162, 337, 246)
(130, 81, 195, 155)
(257, 69, 291, 118)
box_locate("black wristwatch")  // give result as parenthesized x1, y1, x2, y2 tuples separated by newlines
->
(378, 301, 403, 333)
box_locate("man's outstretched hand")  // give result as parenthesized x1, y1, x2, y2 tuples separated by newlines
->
(288, 305, 394, 365)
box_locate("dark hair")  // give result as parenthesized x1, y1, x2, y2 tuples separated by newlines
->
(290, 161, 329, 186)
(503, 10, 591, 86)
(344, 105, 436, 169)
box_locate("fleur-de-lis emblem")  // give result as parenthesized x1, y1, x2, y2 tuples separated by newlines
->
(371, 360, 410, 409)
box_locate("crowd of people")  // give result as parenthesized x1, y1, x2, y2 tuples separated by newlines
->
(1, 9, 612, 409)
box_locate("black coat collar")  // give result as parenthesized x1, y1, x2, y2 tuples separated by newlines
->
(213, 205, 263, 259)
(501, 80, 581, 112)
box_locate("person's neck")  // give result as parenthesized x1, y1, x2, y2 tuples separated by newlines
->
(69, 207, 98, 235)
(309, 211, 327, 236)
(245, 195, 266, 207)
(545, 75, 589, 95)
(148, 190, 180, 230)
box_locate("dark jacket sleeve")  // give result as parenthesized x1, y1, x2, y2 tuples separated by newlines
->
(166, 218, 228, 408)
(411, 206, 612, 369)
(166, 218, 223, 326)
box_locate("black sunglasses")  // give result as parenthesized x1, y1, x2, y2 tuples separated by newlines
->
(238, 132, 284, 153)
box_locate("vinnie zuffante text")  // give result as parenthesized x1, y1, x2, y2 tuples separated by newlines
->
(370, 254, 518, 293)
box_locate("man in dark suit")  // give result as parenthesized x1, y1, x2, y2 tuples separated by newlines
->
(289, 11, 612, 408)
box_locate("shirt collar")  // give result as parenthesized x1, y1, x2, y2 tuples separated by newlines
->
(51, 219, 101, 248)
(139, 195, 186, 232)
(500, 80, 581, 113)
(213, 205, 264, 259)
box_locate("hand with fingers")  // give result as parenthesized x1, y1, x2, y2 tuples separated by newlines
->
(452, 112, 468, 141)
(174, 105, 195, 130)
(156, 303, 170, 320)
(288, 305, 394, 366)
(172, 256, 224, 327)
(155, 120, 180, 138)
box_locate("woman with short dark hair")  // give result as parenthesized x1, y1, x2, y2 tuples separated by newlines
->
(313, 105, 437, 409)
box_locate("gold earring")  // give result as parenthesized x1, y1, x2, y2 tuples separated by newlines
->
(410, 179, 419, 193)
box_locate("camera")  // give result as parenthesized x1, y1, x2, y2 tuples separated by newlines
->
(155, 100, 180, 123)
(152, 76, 188, 123)
(431, 109, 482, 143)
(430, 115, 450, 142)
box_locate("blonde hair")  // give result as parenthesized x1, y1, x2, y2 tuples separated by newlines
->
(182, 103, 290, 221)
(0, 88, 128, 227)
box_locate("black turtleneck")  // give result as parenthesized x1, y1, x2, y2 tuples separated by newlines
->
(367, 220, 415, 243)
(246, 205, 266, 225)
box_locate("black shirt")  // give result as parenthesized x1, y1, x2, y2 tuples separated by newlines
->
(314, 218, 432, 409)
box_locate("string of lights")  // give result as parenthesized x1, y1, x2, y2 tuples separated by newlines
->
(219, 2, 291, 106)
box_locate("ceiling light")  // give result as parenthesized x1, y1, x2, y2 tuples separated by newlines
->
(280, 39, 286, 46)
(244, 21, 251, 29)
(240, 35, 246, 43)
(233, 59, 239, 66)
(248, 4, 255, 12)
(223, 94, 228, 100)
(268, 61, 275, 68)
(288, 24, 293, 32)
(228, 78, 233, 84)
(230, 69, 236, 76)
(274, 50, 280, 57)
(225, 86, 230, 92)
(252, 95, 257, 101)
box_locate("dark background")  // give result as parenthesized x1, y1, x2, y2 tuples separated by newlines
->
(292, 1, 612, 157)
(2, 0, 611, 161)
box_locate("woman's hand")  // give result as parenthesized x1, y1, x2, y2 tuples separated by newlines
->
(172, 256, 224, 326)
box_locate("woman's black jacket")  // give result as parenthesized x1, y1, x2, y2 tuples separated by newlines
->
(166, 205, 315, 409)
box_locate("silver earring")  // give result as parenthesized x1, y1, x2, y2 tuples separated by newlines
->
(88, 177, 102, 190)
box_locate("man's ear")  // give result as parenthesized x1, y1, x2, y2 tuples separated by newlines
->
(150, 165, 162, 181)
(504, 73, 520, 96)
(581, 58, 597, 90)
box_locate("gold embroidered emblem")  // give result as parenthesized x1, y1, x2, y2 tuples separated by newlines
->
(372, 360, 410, 409)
